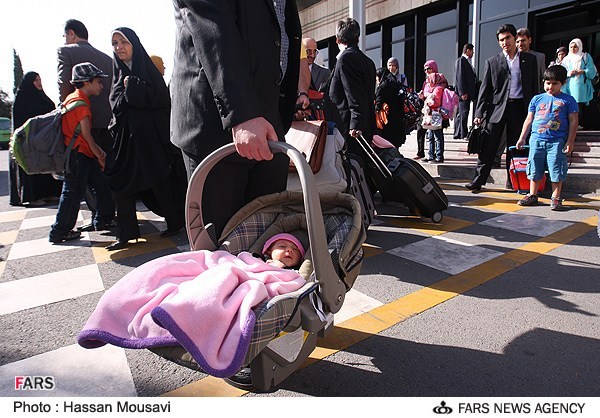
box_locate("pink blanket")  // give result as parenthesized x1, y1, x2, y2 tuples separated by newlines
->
(78, 250, 306, 377)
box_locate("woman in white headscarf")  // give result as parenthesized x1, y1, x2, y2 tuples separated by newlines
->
(561, 38, 597, 128)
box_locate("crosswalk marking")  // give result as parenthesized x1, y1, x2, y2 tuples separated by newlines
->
(0, 264, 104, 315)
(0, 344, 136, 397)
(7, 234, 91, 261)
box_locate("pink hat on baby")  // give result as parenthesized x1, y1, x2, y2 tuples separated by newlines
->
(262, 233, 306, 258)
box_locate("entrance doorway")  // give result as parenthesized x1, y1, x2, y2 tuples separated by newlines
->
(535, 1, 600, 64)
(534, 1, 600, 130)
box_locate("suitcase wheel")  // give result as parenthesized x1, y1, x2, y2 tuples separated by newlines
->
(431, 211, 443, 223)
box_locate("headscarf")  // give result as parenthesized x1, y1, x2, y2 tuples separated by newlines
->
(107, 26, 172, 195)
(12, 71, 56, 128)
(563, 38, 584, 69)
(150, 55, 165, 75)
(387, 57, 399, 72)
(426, 72, 448, 89)
(376, 67, 390, 82)
(555, 46, 567, 63)
(423, 60, 439, 73)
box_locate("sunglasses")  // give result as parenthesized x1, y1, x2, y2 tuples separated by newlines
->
(424, 67, 432, 71)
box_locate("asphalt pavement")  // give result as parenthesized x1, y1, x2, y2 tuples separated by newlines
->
(1, 148, 599, 398)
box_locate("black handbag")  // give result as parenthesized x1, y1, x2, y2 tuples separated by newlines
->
(466, 124, 488, 155)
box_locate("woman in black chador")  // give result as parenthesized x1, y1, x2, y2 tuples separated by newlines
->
(106, 27, 186, 251)
(10, 72, 63, 206)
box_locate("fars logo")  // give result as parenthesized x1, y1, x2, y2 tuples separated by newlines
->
(15, 376, 55, 391)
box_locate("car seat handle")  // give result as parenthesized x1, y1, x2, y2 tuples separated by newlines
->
(186, 141, 346, 313)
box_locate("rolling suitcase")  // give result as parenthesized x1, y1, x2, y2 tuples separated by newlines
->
(508, 145, 547, 195)
(341, 151, 376, 229)
(355, 134, 448, 223)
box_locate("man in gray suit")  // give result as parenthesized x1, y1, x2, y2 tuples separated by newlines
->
(57, 19, 115, 231)
(57, 19, 113, 152)
(466, 24, 540, 192)
(303, 37, 330, 91)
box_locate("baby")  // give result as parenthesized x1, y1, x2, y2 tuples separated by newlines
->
(261, 233, 306, 269)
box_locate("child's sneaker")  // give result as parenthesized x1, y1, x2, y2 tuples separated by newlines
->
(517, 194, 538, 206)
(550, 197, 566, 211)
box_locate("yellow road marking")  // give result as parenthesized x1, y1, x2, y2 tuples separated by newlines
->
(0, 230, 19, 246)
(463, 196, 524, 212)
(162, 215, 597, 397)
(384, 215, 473, 236)
(0, 210, 27, 224)
(361, 243, 385, 259)
(92, 233, 177, 263)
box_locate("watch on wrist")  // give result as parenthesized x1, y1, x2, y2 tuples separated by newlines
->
(297, 91, 308, 99)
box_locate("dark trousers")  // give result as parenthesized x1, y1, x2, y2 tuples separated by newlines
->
(50, 152, 114, 240)
(453, 99, 471, 139)
(115, 175, 182, 241)
(181, 150, 289, 239)
(472, 100, 526, 187)
(84, 128, 116, 214)
(416, 127, 426, 157)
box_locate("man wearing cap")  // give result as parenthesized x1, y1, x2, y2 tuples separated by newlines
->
(49, 62, 115, 244)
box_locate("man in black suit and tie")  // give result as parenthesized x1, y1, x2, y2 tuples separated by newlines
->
(170, 0, 302, 238)
(303, 37, 330, 91)
(466, 24, 540, 192)
(453, 43, 477, 140)
(329, 18, 377, 157)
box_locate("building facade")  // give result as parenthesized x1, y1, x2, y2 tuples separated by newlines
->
(299, 0, 600, 91)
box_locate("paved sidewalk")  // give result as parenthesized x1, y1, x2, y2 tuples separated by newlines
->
(1, 144, 599, 397)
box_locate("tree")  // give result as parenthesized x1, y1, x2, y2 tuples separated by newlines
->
(13, 48, 23, 95)
(0, 89, 12, 118)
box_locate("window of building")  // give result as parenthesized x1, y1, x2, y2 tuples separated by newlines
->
(480, 0, 526, 20)
(365, 29, 382, 68)
(426, 9, 458, 85)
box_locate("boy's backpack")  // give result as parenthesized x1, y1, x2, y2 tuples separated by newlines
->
(10, 100, 87, 175)
(439, 87, 459, 120)
(399, 86, 424, 132)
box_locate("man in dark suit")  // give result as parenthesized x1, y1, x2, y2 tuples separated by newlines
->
(57, 19, 113, 152)
(453, 43, 477, 140)
(466, 24, 540, 192)
(303, 37, 330, 91)
(329, 18, 377, 157)
(170, 0, 302, 238)
(516, 27, 546, 90)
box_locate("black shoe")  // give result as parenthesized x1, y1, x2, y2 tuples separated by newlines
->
(434, 158, 444, 163)
(77, 223, 96, 232)
(224, 367, 255, 390)
(505, 180, 513, 190)
(465, 182, 481, 192)
(105, 240, 129, 251)
(78, 220, 117, 232)
(49, 230, 81, 244)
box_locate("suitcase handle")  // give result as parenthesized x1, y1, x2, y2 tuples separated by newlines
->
(354, 134, 393, 178)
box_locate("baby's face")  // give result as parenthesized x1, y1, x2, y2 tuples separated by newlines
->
(268, 239, 302, 268)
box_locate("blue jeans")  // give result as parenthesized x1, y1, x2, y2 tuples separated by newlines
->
(427, 129, 444, 161)
(50, 152, 114, 240)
